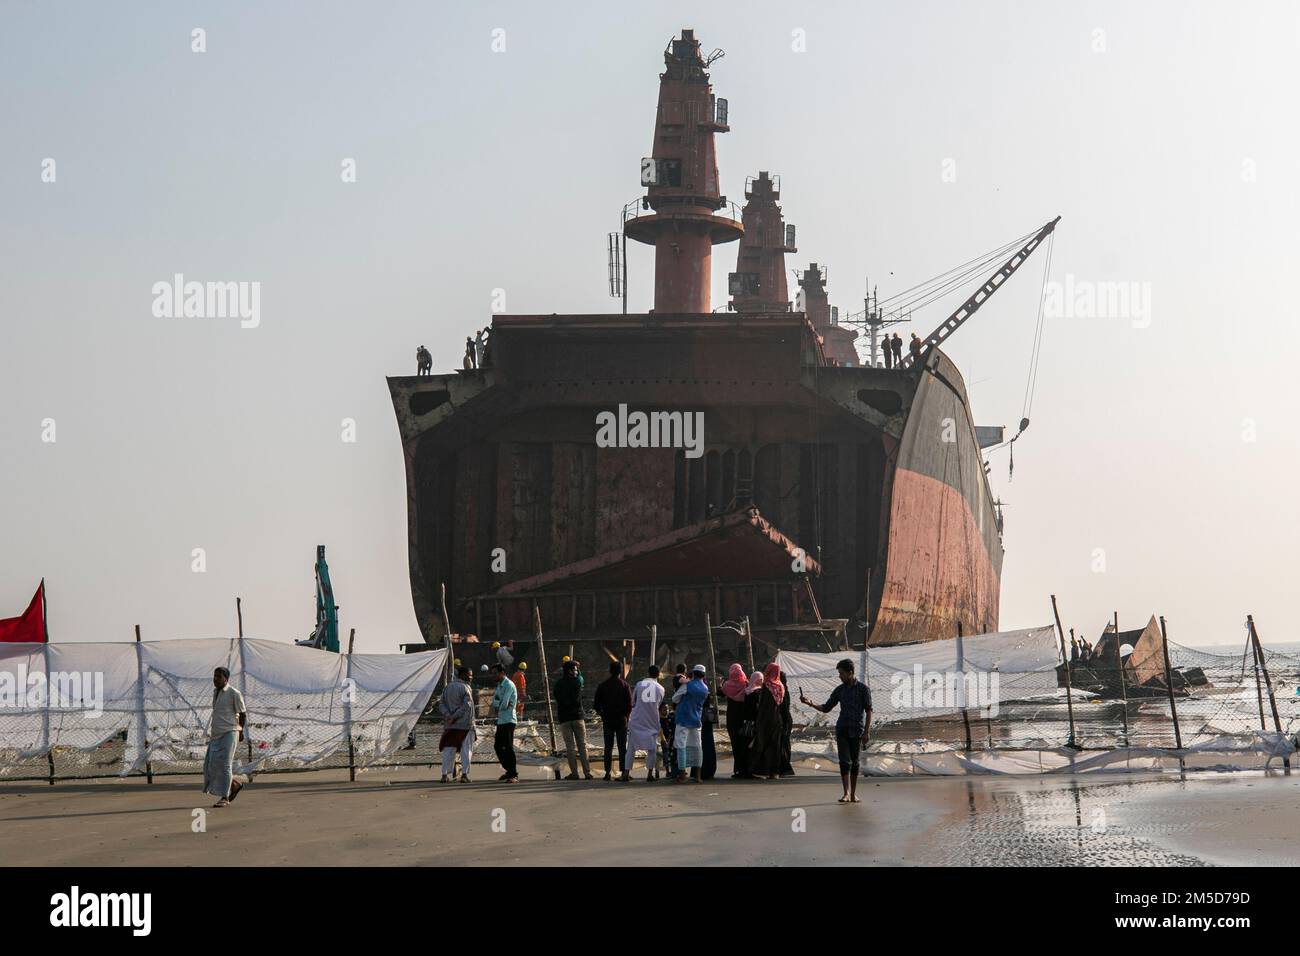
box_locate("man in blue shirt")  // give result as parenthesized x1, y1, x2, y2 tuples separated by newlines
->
(490, 663, 519, 783)
(670, 664, 709, 783)
(799, 658, 872, 803)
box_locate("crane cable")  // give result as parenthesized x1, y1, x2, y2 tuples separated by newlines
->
(1003, 228, 1055, 481)
(981, 229, 1055, 481)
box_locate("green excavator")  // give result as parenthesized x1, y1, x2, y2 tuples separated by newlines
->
(295, 545, 340, 653)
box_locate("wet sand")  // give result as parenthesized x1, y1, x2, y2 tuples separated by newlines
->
(2, 761, 1297, 866)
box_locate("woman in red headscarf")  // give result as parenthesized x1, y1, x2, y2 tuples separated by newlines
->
(749, 662, 786, 779)
(722, 663, 754, 779)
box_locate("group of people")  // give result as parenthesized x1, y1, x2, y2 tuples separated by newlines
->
(1070, 635, 1099, 662)
(412, 326, 494, 378)
(879, 332, 926, 370)
(463, 326, 491, 370)
(436, 652, 875, 803)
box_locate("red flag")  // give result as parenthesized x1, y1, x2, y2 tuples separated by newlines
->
(0, 581, 47, 643)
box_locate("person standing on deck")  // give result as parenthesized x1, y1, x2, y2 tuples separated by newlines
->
(204, 667, 248, 808)
(671, 664, 709, 783)
(882, 338, 893, 369)
(490, 663, 519, 783)
(799, 658, 873, 803)
(908, 332, 923, 365)
(437, 665, 476, 783)
(890, 333, 902, 368)
(624, 665, 665, 782)
(594, 661, 633, 781)
(555, 660, 593, 780)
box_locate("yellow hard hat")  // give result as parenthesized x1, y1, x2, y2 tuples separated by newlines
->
(561, 655, 571, 663)
(453, 658, 462, 667)
(518, 662, 528, 670)
(492, 642, 501, 649)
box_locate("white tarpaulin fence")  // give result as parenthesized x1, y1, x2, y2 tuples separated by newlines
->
(780, 625, 1062, 729)
(778, 627, 1299, 776)
(0, 639, 445, 778)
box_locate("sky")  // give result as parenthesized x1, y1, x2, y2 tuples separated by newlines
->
(2, 0, 1297, 651)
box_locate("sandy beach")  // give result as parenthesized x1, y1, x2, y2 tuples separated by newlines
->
(3, 760, 1297, 867)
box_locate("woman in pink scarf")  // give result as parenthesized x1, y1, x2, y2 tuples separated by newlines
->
(723, 664, 753, 778)
(750, 662, 786, 778)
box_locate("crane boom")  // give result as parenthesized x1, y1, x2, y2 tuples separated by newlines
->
(900, 215, 1060, 368)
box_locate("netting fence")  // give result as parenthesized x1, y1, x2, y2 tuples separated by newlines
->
(0, 639, 446, 782)
(779, 624, 1300, 775)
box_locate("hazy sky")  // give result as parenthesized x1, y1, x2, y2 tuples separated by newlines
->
(3, 1, 1297, 651)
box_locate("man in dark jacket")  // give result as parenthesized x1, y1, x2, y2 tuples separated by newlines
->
(554, 660, 593, 780)
(593, 661, 633, 781)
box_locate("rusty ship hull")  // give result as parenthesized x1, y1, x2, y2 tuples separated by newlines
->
(388, 313, 1001, 654)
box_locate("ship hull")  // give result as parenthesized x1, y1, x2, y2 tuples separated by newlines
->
(388, 313, 1002, 648)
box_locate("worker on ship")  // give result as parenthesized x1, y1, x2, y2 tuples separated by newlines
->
(908, 332, 923, 365)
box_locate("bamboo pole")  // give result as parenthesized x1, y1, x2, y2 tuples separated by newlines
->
(957, 620, 973, 752)
(1157, 616, 1183, 752)
(704, 613, 719, 713)
(346, 628, 356, 782)
(1050, 595, 1077, 749)
(743, 615, 755, 673)
(1250, 626, 1266, 729)
(1114, 611, 1130, 748)
(532, 603, 559, 769)
(1247, 616, 1284, 734)
(438, 583, 455, 686)
(1248, 615, 1290, 771)
(648, 624, 657, 672)
(134, 624, 153, 784)
(237, 597, 253, 766)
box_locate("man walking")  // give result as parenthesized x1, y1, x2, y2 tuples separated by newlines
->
(670, 664, 709, 783)
(798, 658, 872, 803)
(624, 665, 665, 781)
(593, 661, 633, 781)
(204, 666, 248, 808)
(437, 664, 476, 783)
(490, 663, 519, 783)
(554, 659, 593, 780)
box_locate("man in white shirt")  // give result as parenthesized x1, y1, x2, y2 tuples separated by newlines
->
(623, 664, 665, 782)
(204, 666, 248, 808)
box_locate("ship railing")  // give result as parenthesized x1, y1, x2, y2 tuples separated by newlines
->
(622, 196, 742, 226)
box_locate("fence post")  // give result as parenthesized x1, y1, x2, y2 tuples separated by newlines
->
(1157, 617, 1184, 770)
(42, 640, 54, 785)
(439, 583, 455, 686)
(236, 598, 253, 769)
(1114, 611, 1130, 748)
(346, 627, 356, 782)
(957, 620, 972, 752)
(134, 625, 153, 785)
(743, 615, 755, 673)
(1247, 615, 1289, 770)
(533, 603, 559, 777)
(1049, 595, 1077, 749)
